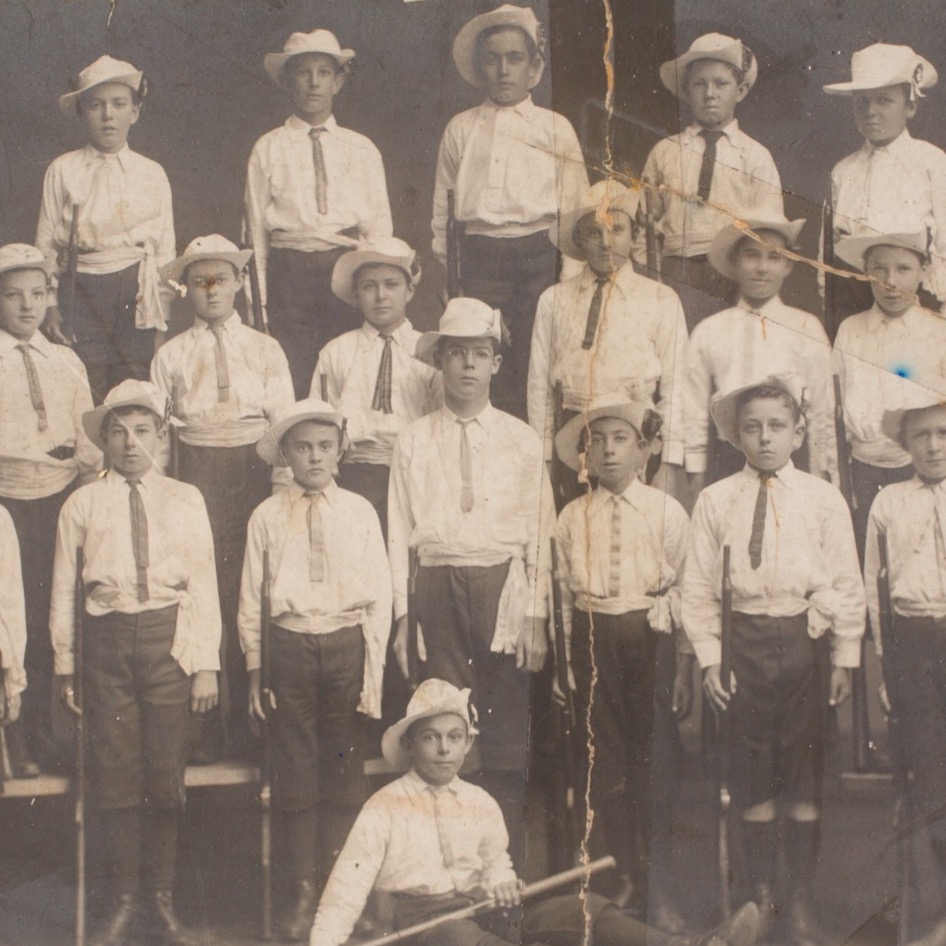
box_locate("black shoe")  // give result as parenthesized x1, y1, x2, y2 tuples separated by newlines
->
(147, 890, 203, 946)
(752, 883, 777, 942)
(281, 879, 320, 942)
(787, 894, 823, 946)
(89, 893, 137, 946)
(691, 902, 761, 946)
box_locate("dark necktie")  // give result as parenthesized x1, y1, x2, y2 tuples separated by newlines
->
(208, 321, 230, 402)
(309, 126, 328, 215)
(697, 129, 724, 202)
(371, 335, 394, 414)
(581, 278, 610, 350)
(306, 491, 325, 582)
(748, 472, 774, 570)
(16, 343, 48, 431)
(458, 418, 474, 513)
(127, 480, 150, 603)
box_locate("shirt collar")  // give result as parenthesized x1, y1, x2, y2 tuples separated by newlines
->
(82, 143, 132, 171)
(481, 94, 536, 120)
(360, 319, 413, 345)
(442, 402, 498, 431)
(404, 767, 460, 796)
(865, 128, 912, 156)
(105, 466, 159, 489)
(685, 118, 739, 142)
(866, 303, 921, 331)
(739, 458, 798, 485)
(595, 476, 647, 510)
(578, 261, 638, 297)
(289, 477, 339, 506)
(286, 113, 338, 135)
(192, 311, 240, 336)
(0, 328, 52, 357)
(906, 474, 946, 493)
(735, 295, 782, 317)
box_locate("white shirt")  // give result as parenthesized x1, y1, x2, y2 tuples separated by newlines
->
(0, 506, 27, 699)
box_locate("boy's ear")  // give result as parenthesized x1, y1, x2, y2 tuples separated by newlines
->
(735, 80, 750, 104)
(490, 353, 502, 376)
(646, 437, 662, 458)
(791, 420, 806, 451)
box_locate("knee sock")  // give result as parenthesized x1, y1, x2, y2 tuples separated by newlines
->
(103, 807, 141, 899)
(285, 808, 319, 886)
(741, 819, 779, 894)
(142, 807, 180, 894)
(784, 819, 820, 897)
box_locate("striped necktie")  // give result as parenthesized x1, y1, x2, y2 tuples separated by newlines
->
(608, 494, 623, 596)
(16, 343, 48, 431)
(127, 480, 150, 603)
(748, 472, 775, 570)
(371, 335, 394, 414)
(310, 126, 329, 215)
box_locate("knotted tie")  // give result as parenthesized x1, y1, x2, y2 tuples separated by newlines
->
(16, 343, 48, 431)
(306, 491, 326, 582)
(609, 494, 623, 597)
(371, 335, 394, 414)
(208, 321, 230, 402)
(581, 277, 610, 350)
(697, 129, 724, 202)
(748, 472, 774, 570)
(429, 785, 456, 868)
(309, 126, 328, 215)
(127, 480, 150, 603)
(458, 418, 475, 513)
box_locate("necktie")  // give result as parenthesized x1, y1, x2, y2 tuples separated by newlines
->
(748, 472, 774, 570)
(608, 495, 623, 597)
(127, 480, 150, 603)
(16, 344, 48, 431)
(458, 418, 475, 513)
(697, 129, 724, 202)
(309, 127, 328, 215)
(371, 335, 394, 414)
(581, 278, 610, 350)
(429, 786, 456, 868)
(208, 321, 230, 402)
(306, 492, 326, 582)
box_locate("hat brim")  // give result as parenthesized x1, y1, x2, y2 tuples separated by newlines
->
(824, 56, 938, 95)
(256, 410, 348, 467)
(0, 255, 58, 279)
(452, 9, 545, 90)
(381, 704, 473, 771)
(881, 396, 946, 443)
(330, 248, 417, 306)
(58, 72, 143, 118)
(835, 233, 929, 272)
(264, 49, 355, 85)
(554, 402, 652, 472)
(659, 46, 758, 98)
(708, 219, 806, 279)
(82, 397, 176, 452)
(160, 250, 253, 288)
(711, 377, 805, 449)
(550, 191, 643, 261)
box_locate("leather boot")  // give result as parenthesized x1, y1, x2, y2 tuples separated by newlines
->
(89, 893, 137, 946)
(785, 820, 822, 946)
(676, 901, 761, 946)
(281, 879, 320, 942)
(741, 820, 779, 940)
(148, 890, 203, 946)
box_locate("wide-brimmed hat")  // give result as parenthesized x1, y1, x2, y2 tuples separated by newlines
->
(708, 216, 806, 280)
(59, 55, 143, 117)
(881, 378, 946, 443)
(452, 4, 545, 90)
(415, 298, 504, 367)
(0, 244, 57, 280)
(256, 398, 348, 468)
(835, 231, 929, 272)
(264, 29, 355, 85)
(159, 235, 253, 288)
(549, 180, 643, 261)
(659, 33, 758, 98)
(711, 373, 807, 449)
(82, 379, 174, 451)
(824, 43, 937, 98)
(554, 395, 660, 473)
(330, 238, 420, 306)
(381, 679, 478, 771)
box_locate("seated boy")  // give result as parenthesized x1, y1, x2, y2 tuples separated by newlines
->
(432, 4, 589, 418)
(310, 677, 760, 946)
(552, 395, 692, 929)
(50, 380, 221, 946)
(0, 504, 27, 732)
(152, 234, 294, 760)
(683, 374, 865, 946)
(238, 398, 391, 941)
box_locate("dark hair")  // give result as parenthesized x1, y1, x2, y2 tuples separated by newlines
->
(280, 418, 345, 454)
(283, 52, 350, 82)
(100, 404, 163, 440)
(735, 384, 802, 425)
(684, 57, 745, 88)
(351, 260, 418, 294)
(474, 24, 541, 72)
(75, 76, 147, 117)
(578, 407, 664, 454)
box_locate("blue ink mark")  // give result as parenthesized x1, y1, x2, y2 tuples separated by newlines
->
(892, 364, 913, 380)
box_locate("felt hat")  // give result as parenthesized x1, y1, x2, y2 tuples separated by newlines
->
(708, 216, 806, 280)
(264, 30, 355, 84)
(381, 679, 478, 771)
(549, 179, 643, 261)
(659, 33, 758, 98)
(554, 394, 660, 473)
(59, 55, 144, 117)
(881, 378, 946, 443)
(256, 398, 348, 468)
(82, 379, 175, 451)
(452, 4, 545, 90)
(834, 231, 929, 272)
(823, 43, 937, 98)
(159, 235, 253, 288)
(330, 237, 420, 306)
(415, 298, 504, 366)
(0, 244, 57, 279)
(711, 373, 807, 449)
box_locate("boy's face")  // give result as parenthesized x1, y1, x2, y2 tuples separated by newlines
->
(284, 420, 341, 493)
(0, 269, 49, 342)
(354, 264, 413, 332)
(576, 210, 634, 277)
(586, 417, 653, 494)
(736, 396, 804, 473)
(104, 408, 162, 478)
(903, 405, 946, 481)
(404, 712, 473, 786)
(79, 82, 140, 154)
(684, 59, 748, 129)
(285, 53, 344, 125)
(853, 85, 916, 147)
(437, 338, 501, 407)
(185, 259, 242, 324)
(732, 232, 793, 307)
(476, 28, 540, 107)
(865, 245, 925, 318)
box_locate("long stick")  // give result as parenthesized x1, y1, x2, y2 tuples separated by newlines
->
(832, 374, 855, 515)
(63, 203, 81, 344)
(243, 230, 269, 335)
(549, 380, 566, 510)
(823, 194, 839, 342)
(446, 189, 464, 300)
(406, 547, 419, 691)
(718, 544, 732, 919)
(643, 184, 663, 284)
(358, 856, 616, 946)
(74, 547, 86, 946)
(260, 549, 273, 940)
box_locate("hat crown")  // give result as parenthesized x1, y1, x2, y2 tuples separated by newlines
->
(852, 43, 920, 78)
(76, 55, 140, 91)
(0, 244, 49, 272)
(360, 236, 415, 261)
(689, 32, 741, 55)
(283, 29, 346, 59)
(404, 679, 473, 723)
(279, 397, 341, 427)
(438, 298, 502, 341)
(181, 234, 242, 259)
(103, 378, 164, 410)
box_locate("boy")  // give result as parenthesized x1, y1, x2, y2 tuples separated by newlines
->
(0, 505, 27, 732)
(310, 677, 760, 946)
(0, 243, 99, 776)
(238, 398, 391, 941)
(152, 234, 294, 760)
(642, 33, 784, 331)
(823, 43, 946, 327)
(36, 55, 175, 402)
(552, 395, 692, 930)
(686, 216, 836, 493)
(311, 237, 440, 535)
(50, 380, 221, 946)
(683, 374, 865, 945)
(388, 297, 554, 864)
(528, 179, 688, 507)
(246, 29, 393, 397)
(432, 4, 589, 418)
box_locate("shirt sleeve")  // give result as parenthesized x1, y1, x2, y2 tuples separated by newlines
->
(863, 495, 885, 656)
(801, 316, 838, 483)
(237, 506, 267, 671)
(666, 501, 694, 657)
(49, 491, 87, 676)
(244, 140, 271, 310)
(36, 160, 64, 267)
(526, 441, 555, 621)
(526, 285, 556, 462)
(551, 506, 576, 655)
(432, 119, 462, 265)
(655, 291, 688, 466)
(681, 489, 723, 668)
(183, 487, 223, 672)
(362, 142, 393, 241)
(0, 514, 27, 698)
(683, 324, 713, 474)
(358, 498, 392, 719)
(71, 356, 102, 484)
(387, 432, 415, 621)
(749, 143, 784, 216)
(478, 792, 518, 890)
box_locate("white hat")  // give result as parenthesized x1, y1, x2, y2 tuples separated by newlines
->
(880, 376, 946, 444)
(82, 379, 175, 451)
(708, 216, 806, 280)
(256, 398, 348, 468)
(452, 4, 545, 90)
(159, 235, 253, 288)
(59, 55, 144, 117)
(0, 244, 57, 280)
(823, 44, 937, 98)
(835, 231, 929, 273)
(381, 679, 478, 771)
(711, 373, 807, 450)
(330, 238, 420, 306)
(415, 298, 504, 367)
(659, 33, 758, 98)
(264, 30, 355, 84)
(549, 180, 643, 261)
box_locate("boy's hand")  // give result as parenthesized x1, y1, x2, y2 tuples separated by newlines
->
(0, 672, 20, 724)
(516, 617, 548, 673)
(248, 667, 277, 721)
(828, 666, 852, 707)
(672, 653, 695, 721)
(42, 304, 72, 345)
(58, 673, 81, 716)
(393, 615, 424, 681)
(491, 879, 523, 909)
(878, 680, 891, 716)
(702, 663, 737, 712)
(550, 662, 577, 707)
(190, 670, 218, 715)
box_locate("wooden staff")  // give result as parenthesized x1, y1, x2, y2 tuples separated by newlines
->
(643, 184, 663, 283)
(718, 544, 733, 919)
(446, 189, 464, 300)
(244, 232, 269, 335)
(832, 374, 855, 515)
(823, 194, 839, 341)
(62, 203, 81, 344)
(260, 549, 273, 940)
(74, 547, 86, 946)
(549, 380, 566, 511)
(406, 547, 420, 691)
(319, 373, 329, 403)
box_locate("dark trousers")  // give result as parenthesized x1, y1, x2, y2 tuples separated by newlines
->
(337, 462, 390, 543)
(460, 232, 558, 420)
(661, 254, 735, 333)
(851, 458, 915, 562)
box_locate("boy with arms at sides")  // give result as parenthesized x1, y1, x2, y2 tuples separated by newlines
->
(641, 34, 784, 331)
(239, 399, 391, 941)
(152, 235, 294, 761)
(683, 375, 865, 946)
(0, 244, 99, 776)
(246, 29, 393, 397)
(37, 56, 175, 402)
(432, 4, 589, 419)
(310, 678, 760, 946)
(0, 505, 27, 736)
(51, 380, 221, 946)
